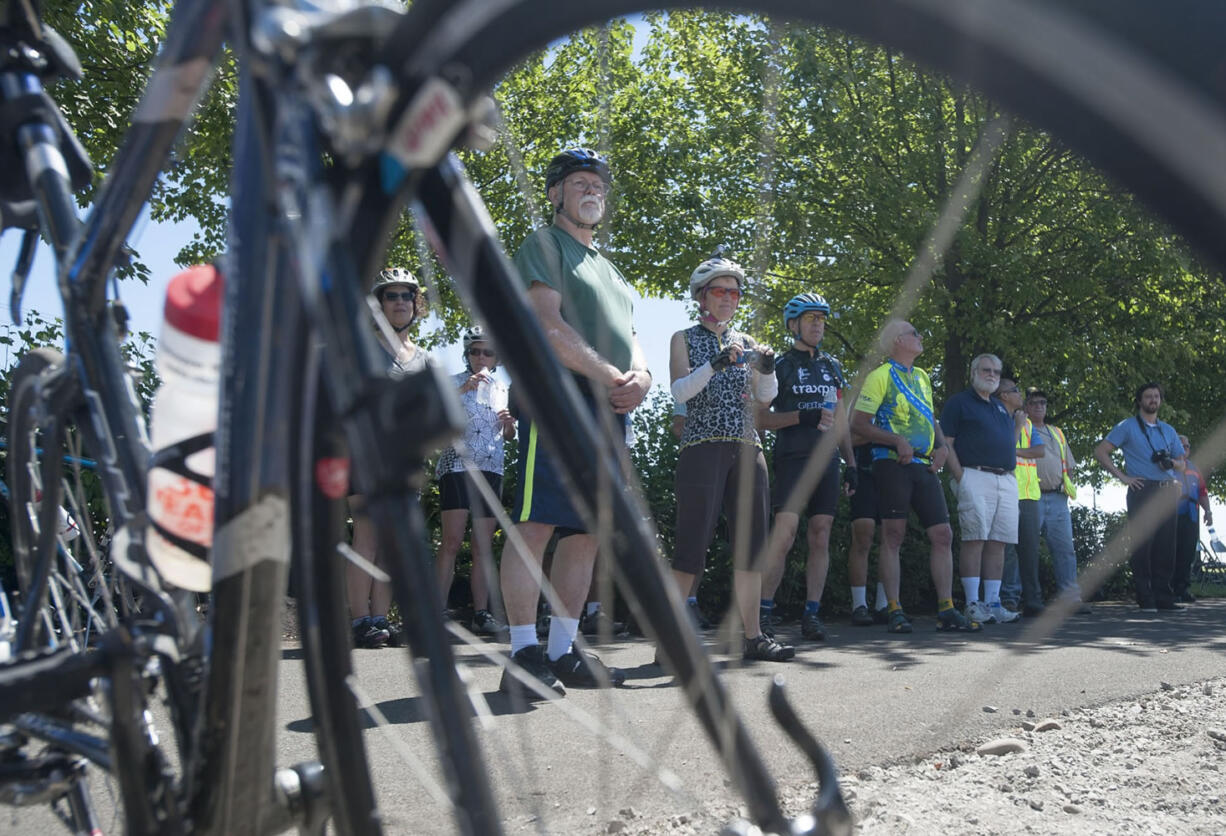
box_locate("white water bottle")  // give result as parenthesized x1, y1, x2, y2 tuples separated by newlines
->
(146, 264, 223, 592)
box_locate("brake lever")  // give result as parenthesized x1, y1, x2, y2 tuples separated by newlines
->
(8, 227, 37, 325)
(776, 675, 856, 836)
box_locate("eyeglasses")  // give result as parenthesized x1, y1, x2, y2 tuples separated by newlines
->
(1028, 399, 1047, 406)
(467, 348, 496, 358)
(899, 328, 922, 340)
(382, 290, 416, 302)
(565, 178, 609, 196)
(705, 286, 741, 300)
(999, 386, 1020, 395)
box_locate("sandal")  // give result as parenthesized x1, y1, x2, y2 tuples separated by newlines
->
(886, 608, 913, 634)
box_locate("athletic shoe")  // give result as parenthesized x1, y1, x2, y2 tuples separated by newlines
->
(499, 644, 565, 699)
(1155, 599, 1186, 612)
(687, 599, 713, 630)
(965, 600, 992, 624)
(743, 634, 795, 662)
(988, 602, 1020, 624)
(937, 607, 982, 633)
(579, 608, 627, 638)
(549, 648, 626, 688)
(872, 606, 889, 625)
(800, 610, 827, 641)
(759, 606, 780, 638)
(352, 616, 389, 649)
(472, 609, 508, 638)
(850, 605, 875, 627)
(371, 616, 406, 647)
(1138, 598, 1159, 613)
(1176, 591, 1197, 604)
(886, 608, 913, 634)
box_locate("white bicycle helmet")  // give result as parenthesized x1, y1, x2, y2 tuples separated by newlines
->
(689, 257, 746, 301)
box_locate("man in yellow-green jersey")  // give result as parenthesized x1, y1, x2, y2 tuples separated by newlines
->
(851, 320, 981, 635)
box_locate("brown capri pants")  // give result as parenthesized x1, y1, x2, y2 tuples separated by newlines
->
(673, 441, 769, 575)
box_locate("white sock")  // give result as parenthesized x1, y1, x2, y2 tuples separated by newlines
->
(851, 586, 867, 609)
(547, 616, 580, 661)
(585, 601, 601, 616)
(984, 579, 1002, 606)
(509, 624, 538, 655)
(961, 577, 981, 604)
(875, 583, 888, 610)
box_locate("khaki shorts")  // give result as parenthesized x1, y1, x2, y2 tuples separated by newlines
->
(955, 467, 1019, 543)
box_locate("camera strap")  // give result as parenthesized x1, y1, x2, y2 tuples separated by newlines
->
(1134, 413, 1173, 459)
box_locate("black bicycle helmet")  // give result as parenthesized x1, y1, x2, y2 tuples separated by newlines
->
(545, 148, 612, 192)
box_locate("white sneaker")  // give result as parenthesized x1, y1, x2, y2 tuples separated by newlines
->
(989, 602, 1021, 623)
(966, 600, 991, 624)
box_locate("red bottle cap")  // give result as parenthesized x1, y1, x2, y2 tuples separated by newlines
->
(164, 264, 223, 341)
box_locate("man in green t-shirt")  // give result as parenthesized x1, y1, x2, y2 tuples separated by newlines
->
(499, 149, 652, 700)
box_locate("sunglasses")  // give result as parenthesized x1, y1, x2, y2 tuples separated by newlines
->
(705, 286, 741, 300)
(467, 348, 496, 358)
(999, 387, 1020, 395)
(382, 290, 417, 302)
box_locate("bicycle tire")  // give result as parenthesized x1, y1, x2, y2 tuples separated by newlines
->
(292, 344, 382, 836)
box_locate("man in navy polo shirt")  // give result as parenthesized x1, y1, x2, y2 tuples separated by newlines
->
(1094, 382, 1186, 612)
(941, 354, 1024, 626)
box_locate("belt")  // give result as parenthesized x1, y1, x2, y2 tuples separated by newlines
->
(965, 465, 1012, 475)
(1143, 479, 1179, 488)
(1041, 488, 1065, 494)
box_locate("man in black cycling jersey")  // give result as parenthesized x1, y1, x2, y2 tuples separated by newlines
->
(758, 293, 856, 641)
(498, 148, 651, 699)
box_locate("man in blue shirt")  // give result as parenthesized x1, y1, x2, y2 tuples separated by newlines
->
(1094, 382, 1187, 612)
(941, 354, 1025, 626)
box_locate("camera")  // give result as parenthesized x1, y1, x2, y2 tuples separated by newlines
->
(1151, 449, 1174, 470)
(739, 349, 762, 366)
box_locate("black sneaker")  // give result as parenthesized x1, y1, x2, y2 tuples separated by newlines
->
(352, 616, 389, 649)
(1155, 599, 1186, 612)
(535, 603, 551, 638)
(578, 609, 627, 638)
(371, 616, 406, 647)
(759, 606, 780, 638)
(1176, 592, 1197, 604)
(872, 606, 889, 625)
(743, 634, 795, 662)
(472, 609, 508, 638)
(549, 648, 626, 688)
(800, 610, 827, 641)
(850, 605, 875, 627)
(687, 599, 713, 630)
(499, 645, 565, 699)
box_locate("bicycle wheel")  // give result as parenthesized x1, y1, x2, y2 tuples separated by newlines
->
(4, 347, 135, 833)
(333, 2, 1226, 833)
(6, 348, 127, 655)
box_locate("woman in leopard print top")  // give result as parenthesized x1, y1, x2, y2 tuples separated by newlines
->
(666, 257, 794, 662)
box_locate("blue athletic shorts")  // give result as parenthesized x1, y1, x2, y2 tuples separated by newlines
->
(512, 403, 628, 533)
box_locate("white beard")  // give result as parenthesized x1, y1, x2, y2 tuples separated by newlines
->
(972, 376, 997, 396)
(575, 197, 604, 225)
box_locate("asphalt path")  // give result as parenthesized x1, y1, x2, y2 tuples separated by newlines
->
(273, 599, 1226, 834)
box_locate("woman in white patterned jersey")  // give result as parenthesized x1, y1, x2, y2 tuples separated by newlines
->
(435, 326, 516, 637)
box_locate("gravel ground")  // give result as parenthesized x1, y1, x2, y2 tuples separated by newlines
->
(605, 676, 1226, 835)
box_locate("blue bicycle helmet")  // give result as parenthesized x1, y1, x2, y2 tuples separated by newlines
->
(545, 148, 612, 191)
(783, 293, 831, 329)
